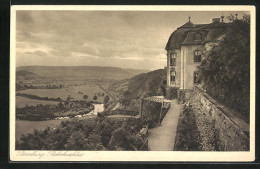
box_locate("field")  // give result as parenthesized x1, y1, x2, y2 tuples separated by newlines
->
(16, 119, 67, 140)
(17, 84, 109, 103)
(16, 96, 58, 108)
(16, 116, 97, 141)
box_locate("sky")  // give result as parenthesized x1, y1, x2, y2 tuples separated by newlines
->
(16, 10, 249, 70)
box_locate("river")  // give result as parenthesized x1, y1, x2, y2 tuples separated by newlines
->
(16, 103, 104, 141)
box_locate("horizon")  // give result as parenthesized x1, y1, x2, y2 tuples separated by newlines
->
(16, 10, 249, 70)
(16, 65, 154, 71)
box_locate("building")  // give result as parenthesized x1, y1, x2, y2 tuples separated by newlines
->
(165, 16, 228, 89)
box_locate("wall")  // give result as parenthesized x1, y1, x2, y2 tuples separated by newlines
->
(192, 87, 249, 151)
(181, 45, 204, 89)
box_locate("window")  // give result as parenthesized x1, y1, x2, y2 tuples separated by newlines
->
(194, 50, 202, 62)
(170, 71, 176, 82)
(194, 33, 202, 41)
(170, 52, 177, 66)
(194, 71, 201, 84)
(170, 67, 175, 72)
(163, 80, 167, 85)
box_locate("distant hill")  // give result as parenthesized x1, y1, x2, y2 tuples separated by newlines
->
(16, 70, 37, 76)
(16, 70, 39, 80)
(16, 66, 149, 80)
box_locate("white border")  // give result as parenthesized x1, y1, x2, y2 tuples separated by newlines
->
(10, 5, 256, 162)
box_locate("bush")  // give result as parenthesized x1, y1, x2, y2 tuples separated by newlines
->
(177, 89, 186, 104)
(166, 87, 178, 100)
(174, 107, 202, 151)
(157, 85, 166, 96)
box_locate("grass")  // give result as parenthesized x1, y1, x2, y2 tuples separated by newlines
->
(18, 84, 109, 104)
(16, 96, 58, 108)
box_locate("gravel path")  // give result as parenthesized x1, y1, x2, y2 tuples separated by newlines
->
(147, 100, 182, 151)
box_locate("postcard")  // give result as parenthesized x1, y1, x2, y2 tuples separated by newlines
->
(10, 5, 255, 161)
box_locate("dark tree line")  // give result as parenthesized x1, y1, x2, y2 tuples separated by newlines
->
(16, 83, 63, 91)
(16, 93, 62, 102)
(16, 101, 94, 121)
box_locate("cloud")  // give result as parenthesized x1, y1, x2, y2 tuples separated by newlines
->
(16, 41, 55, 54)
(15, 10, 249, 70)
(71, 52, 99, 59)
(25, 51, 48, 56)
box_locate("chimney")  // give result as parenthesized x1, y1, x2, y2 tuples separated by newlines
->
(212, 18, 220, 23)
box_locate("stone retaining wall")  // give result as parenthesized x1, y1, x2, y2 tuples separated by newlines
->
(193, 87, 249, 151)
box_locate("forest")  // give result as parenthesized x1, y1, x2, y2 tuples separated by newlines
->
(16, 117, 148, 150)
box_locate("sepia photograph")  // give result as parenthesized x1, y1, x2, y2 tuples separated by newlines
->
(9, 5, 255, 161)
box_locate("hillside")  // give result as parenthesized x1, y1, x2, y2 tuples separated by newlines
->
(16, 70, 39, 80)
(16, 66, 148, 80)
(125, 69, 166, 99)
(109, 68, 167, 111)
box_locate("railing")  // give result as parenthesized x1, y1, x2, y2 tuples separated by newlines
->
(143, 96, 165, 103)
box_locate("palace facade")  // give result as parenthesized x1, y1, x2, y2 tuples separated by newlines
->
(165, 17, 228, 89)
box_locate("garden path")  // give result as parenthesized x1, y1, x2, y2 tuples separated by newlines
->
(147, 99, 182, 151)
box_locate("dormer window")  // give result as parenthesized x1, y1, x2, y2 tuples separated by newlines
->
(170, 52, 177, 66)
(194, 33, 202, 41)
(194, 50, 202, 62)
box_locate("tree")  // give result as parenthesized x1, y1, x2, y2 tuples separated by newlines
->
(93, 95, 98, 101)
(119, 97, 130, 108)
(67, 95, 71, 101)
(83, 95, 88, 100)
(64, 130, 90, 150)
(58, 101, 64, 110)
(198, 15, 250, 116)
(104, 95, 110, 104)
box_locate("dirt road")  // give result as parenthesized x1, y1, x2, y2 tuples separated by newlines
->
(147, 99, 182, 151)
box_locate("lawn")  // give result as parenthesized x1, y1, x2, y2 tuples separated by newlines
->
(18, 84, 109, 103)
(16, 96, 58, 108)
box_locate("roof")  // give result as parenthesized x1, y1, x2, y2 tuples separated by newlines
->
(165, 21, 228, 50)
(179, 21, 196, 28)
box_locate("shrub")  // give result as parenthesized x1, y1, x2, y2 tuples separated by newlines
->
(177, 89, 186, 104)
(166, 87, 178, 100)
(174, 107, 202, 151)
